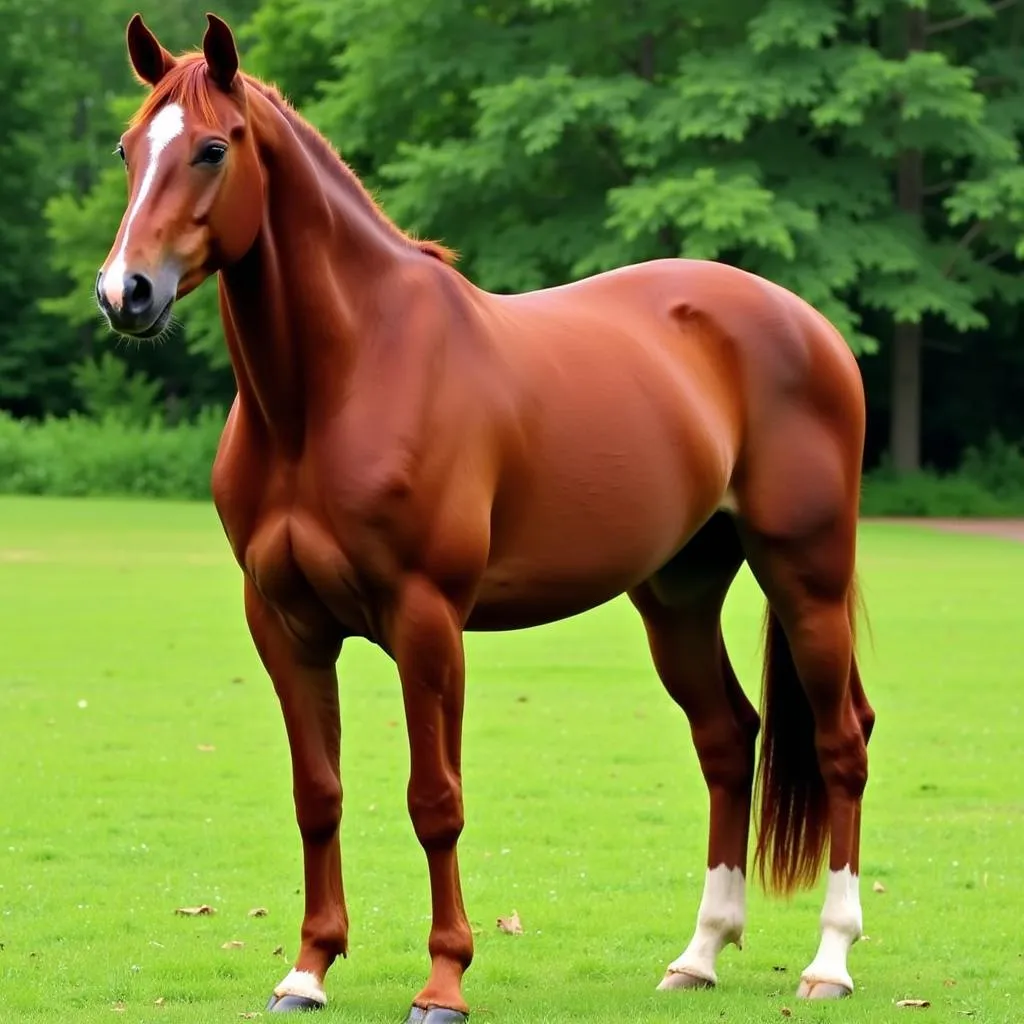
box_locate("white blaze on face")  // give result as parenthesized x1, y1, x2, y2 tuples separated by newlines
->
(101, 103, 185, 309)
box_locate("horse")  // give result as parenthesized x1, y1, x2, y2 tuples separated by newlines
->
(95, 12, 876, 1021)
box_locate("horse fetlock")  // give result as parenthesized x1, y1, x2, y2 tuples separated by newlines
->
(428, 924, 475, 969)
(301, 917, 349, 962)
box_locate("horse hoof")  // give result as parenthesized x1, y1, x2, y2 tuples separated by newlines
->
(266, 993, 324, 1012)
(657, 969, 715, 991)
(404, 1006, 469, 1023)
(796, 980, 852, 1000)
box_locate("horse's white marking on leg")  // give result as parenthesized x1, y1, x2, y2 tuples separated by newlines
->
(660, 863, 745, 987)
(101, 102, 185, 309)
(273, 968, 327, 1006)
(800, 866, 862, 992)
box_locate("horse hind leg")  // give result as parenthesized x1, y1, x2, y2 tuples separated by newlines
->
(629, 511, 759, 992)
(742, 511, 872, 1000)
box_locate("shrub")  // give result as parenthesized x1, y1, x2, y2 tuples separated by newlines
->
(861, 435, 1024, 517)
(2, 411, 1024, 516)
(0, 407, 224, 500)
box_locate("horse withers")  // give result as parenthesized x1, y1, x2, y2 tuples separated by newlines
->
(95, 12, 875, 1020)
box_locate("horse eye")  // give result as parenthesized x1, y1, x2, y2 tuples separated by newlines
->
(115, 143, 126, 165)
(198, 143, 227, 166)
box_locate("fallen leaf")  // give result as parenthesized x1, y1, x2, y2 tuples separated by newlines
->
(111, 1004, 126, 1013)
(944, 979, 957, 988)
(516, 696, 528, 703)
(231, 677, 245, 684)
(248, 907, 269, 918)
(873, 881, 887, 893)
(272, 946, 285, 957)
(896, 999, 931, 1008)
(154, 998, 165, 1006)
(239, 1014, 261, 1020)
(497, 910, 523, 935)
(772, 965, 788, 972)
(197, 745, 216, 753)
(780, 1009, 792, 1018)
(221, 940, 245, 949)
(175, 905, 215, 916)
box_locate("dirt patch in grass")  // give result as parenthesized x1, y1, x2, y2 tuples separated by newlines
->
(867, 517, 1024, 543)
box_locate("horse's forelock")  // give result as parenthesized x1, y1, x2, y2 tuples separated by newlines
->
(129, 54, 224, 131)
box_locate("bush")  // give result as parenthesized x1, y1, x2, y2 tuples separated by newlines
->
(0, 407, 224, 500)
(2, 410, 1024, 516)
(861, 434, 1024, 516)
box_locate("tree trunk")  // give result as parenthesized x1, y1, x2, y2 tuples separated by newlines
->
(890, 320, 921, 472)
(889, 8, 927, 473)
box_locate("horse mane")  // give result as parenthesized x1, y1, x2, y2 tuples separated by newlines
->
(129, 53, 458, 266)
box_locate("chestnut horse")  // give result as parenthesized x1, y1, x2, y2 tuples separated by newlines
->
(96, 13, 876, 1021)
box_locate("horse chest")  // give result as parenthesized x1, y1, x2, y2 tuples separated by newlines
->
(243, 514, 303, 603)
(242, 511, 374, 640)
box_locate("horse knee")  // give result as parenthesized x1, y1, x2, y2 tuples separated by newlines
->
(408, 778, 465, 850)
(295, 776, 342, 842)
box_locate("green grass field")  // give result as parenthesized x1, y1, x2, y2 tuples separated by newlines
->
(1, 496, 1022, 1024)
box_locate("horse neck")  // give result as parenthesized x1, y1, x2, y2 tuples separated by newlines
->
(218, 90, 409, 452)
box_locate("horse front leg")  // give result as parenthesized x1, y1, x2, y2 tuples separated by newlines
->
(389, 575, 474, 1024)
(244, 580, 349, 1013)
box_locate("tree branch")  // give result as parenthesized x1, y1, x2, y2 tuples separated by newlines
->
(943, 220, 990, 277)
(926, 0, 1020, 36)
(981, 245, 1012, 266)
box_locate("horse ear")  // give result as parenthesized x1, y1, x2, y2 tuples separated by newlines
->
(203, 13, 239, 91)
(126, 13, 176, 87)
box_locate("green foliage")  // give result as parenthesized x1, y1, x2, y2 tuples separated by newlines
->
(0, 404, 1021, 517)
(304, 0, 1024, 359)
(70, 352, 163, 426)
(0, 408, 223, 499)
(2, 0, 1024, 470)
(861, 434, 1024, 515)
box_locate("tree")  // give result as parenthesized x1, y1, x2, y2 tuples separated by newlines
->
(308, 0, 1024, 472)
(31, 0, 1024, 470)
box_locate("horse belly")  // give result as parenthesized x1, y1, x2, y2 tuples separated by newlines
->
(467, 347, 736, 630)
(469, 462, 710, 631)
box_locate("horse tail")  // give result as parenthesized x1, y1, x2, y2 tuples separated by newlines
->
(751, 576, 863, 895)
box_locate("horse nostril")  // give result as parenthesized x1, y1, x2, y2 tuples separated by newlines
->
(123, 272, 154, 316)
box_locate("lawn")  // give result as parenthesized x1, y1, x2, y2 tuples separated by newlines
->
(0, 496, 1021, 1024)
